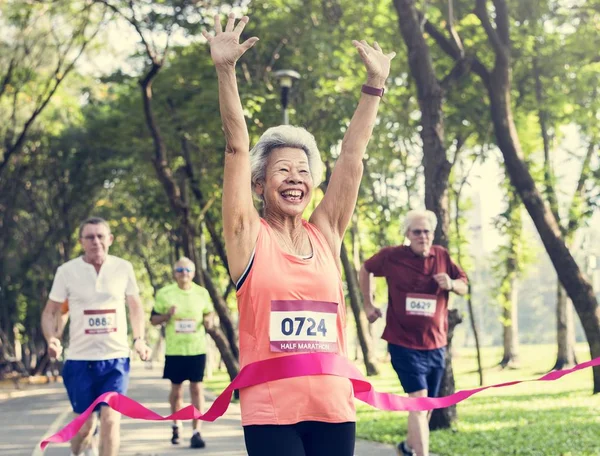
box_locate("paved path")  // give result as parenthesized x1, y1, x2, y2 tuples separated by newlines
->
(0, 364, 395, 456)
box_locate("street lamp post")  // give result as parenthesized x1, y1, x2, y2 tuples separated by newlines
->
(273, 69, 300, 125)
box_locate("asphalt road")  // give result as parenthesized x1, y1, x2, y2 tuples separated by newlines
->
(0, 365, 394, 456)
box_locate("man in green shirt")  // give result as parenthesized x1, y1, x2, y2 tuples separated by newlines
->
(151, 257, 215, 449)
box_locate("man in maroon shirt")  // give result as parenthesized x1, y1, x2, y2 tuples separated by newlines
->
(359, 210, 468, 456)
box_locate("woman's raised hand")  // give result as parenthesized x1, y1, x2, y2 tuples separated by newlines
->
(202, 13, 259, 68)
(352, 40, 396, 87)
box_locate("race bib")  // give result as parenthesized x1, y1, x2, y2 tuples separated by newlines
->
(270, 300, 338, 353)
(175, 319, 196, 333)
(84, 309, 117, 334)
(405, 294, 437, 317)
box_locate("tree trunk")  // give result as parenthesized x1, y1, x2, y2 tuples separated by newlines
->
(465, 284, 484, 385)
(533, 55, 579, 371)
(500, 267, 519, 368)
(394, 0, 464, 427)
(485, 79, 600, 391)
(138, 65, 239, 379)
(202, 269, 239, 360)
(393, 0, 452, 247)
(340, 242, 379, 376)
(553, 284, 578, 370)
(430, 309, 462, 430)
(454, 175, 484, 386)
(205, 325, 239, 381)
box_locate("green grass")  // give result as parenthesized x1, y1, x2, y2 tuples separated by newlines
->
(205, 344, 600, 455)
(357, 344, 600, 455)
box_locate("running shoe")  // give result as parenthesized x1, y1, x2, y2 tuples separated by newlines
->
(190, 431, 206, 449)
(171, 426, 180, 445)
(397, 441, 415, 456)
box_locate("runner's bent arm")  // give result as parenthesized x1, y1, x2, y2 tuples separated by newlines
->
(42, 299, 63, 342)
(358, 266, 375, 309)
(126, 294, 146, 341)
(150, 312, 171, 326)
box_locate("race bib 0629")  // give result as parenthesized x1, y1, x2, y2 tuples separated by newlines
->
(270, 300, 338, 353)
(84, 309, 117, 334)
(405, 294, 437, 317)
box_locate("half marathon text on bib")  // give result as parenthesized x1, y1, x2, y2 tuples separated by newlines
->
(270, 300, 338, 353)
(84, 309, 117, 334)
(405, 293, 437, 317)
(175, 319, 196, 333)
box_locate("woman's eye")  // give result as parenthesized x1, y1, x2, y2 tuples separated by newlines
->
(279, 168, 289, 172)
(300, 170, 309, 174)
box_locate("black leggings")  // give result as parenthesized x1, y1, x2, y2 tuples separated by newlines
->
(243, 421, 356, 456)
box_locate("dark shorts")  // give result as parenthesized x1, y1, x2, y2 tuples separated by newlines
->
(62, 358, 130, 414)
(163, 354, 206, 384)
(388, 343, 446, 397)
(244, 421, 355, 456)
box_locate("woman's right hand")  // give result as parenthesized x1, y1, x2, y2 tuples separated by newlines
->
(202, 13, 259, 69)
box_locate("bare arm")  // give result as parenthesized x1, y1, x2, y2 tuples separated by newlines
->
(433, 271, 469, 296)
(150, 305, 176, 326)
(126, 295, 146, 340)
(150, 313, 171, 326)
(126, 294, 152, 360)
(358, 265, 374, 308)
(203, 312, 216, 330)
(359, 265, 382, 323)
(57, 313, 69, 338)
(203, 14, 261, 283)
(451, 279, 468, 296)
(42, 299, 64, 358)
(42, 299, 63, 342)
(311, 41, 395, 253)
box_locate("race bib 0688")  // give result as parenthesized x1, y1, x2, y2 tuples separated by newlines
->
(270, 300, 338, 353)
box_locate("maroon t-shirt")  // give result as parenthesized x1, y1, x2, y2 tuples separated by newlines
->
(364, 245, 467, 350)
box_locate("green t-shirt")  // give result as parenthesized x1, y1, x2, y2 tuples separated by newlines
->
(153, 282, 214, 356)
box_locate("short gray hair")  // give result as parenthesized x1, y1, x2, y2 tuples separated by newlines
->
(174, 256, 195, 271)
(403, 210, 438, 235)
(249, 125, 324, 196)
(78, 217, 111, 238)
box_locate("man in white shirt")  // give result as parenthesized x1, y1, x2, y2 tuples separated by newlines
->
(42, 217, 152, 456)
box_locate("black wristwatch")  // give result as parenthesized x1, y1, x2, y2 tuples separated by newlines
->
(133, 337, 145, 345)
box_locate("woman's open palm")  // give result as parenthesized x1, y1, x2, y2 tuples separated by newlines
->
(352, 40, 396, 84)
(202, 13, 259, 67)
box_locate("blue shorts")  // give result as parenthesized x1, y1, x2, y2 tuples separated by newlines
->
(388, 343, 446, 397)
(62, 358, 130, 414)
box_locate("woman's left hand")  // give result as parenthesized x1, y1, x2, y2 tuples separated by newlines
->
(352, 40, 396, 87)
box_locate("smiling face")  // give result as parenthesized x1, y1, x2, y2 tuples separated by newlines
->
(255, 147, 313, 218)
(406, 217, 434, 257)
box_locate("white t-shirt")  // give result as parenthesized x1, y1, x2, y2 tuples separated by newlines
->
(49, 255, 139, 361)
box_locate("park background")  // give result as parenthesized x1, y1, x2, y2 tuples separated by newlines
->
(1, 1, 599, 454)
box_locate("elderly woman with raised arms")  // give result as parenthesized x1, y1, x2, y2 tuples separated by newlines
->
(203, 13, 395, 456)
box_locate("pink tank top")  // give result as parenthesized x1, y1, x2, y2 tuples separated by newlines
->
(236, 218, 356, 425)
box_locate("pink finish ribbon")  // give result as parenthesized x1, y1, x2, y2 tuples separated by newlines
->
(41, 352, 600, 450)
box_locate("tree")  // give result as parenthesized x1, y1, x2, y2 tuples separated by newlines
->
(392, 0, 475, 428)
(419, 0, 600, 393)
(0, 1, 103, 176)
(92, 0, 240, 380)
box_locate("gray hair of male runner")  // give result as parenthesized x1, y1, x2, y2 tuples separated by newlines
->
(174, 256, 196, 271)
(403, 209, 438, 235)
(249, 125, 324, 198)
(78, 216, 111, 238)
